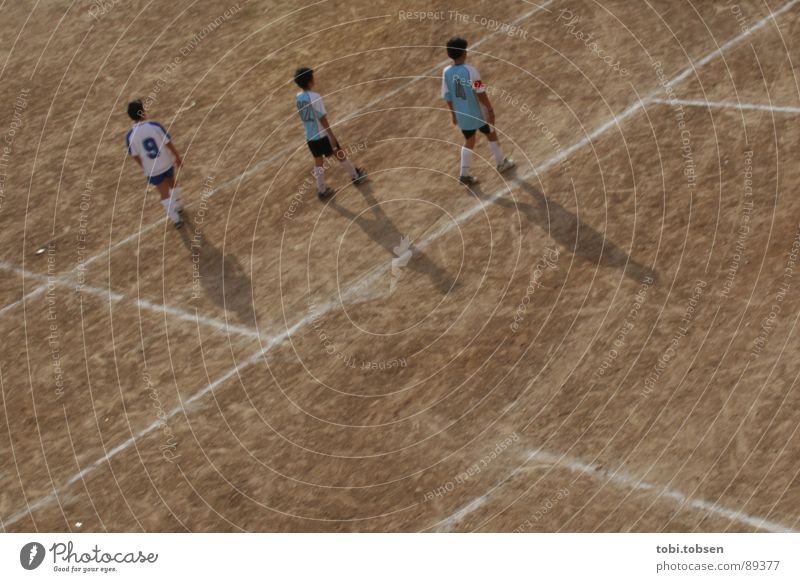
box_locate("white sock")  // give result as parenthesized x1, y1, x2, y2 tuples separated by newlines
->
(489, 141, 505, 164)
(161, 198, 180, 223)
(169, 187, 182, 210)
(340, 158, 358, 179)
(313, 166, 326, 192)
(460, 146, 473, 177)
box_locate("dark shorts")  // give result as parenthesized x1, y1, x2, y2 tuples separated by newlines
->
(307, 136, 336, 158)
(461, 124, 492, 139)
(148, 166, 174, 186)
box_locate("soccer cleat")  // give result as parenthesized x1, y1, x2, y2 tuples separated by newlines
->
(352, 167, 368, 184)
(496, 158, 516, 173)
(318, 187, 336, 200)
(459, 175, 479, 186)
(174, 220, 184, 230)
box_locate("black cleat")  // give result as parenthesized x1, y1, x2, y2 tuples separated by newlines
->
(174, 220, 184, 230)
(459, 175, 479, 186)
(352, 167, 368, 184)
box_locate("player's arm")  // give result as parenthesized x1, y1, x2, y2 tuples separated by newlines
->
(166, 141, 183, 168)
(318, 115, 340, 150)
(477, 92, 495, 125)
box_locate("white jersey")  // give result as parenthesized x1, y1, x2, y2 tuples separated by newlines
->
(126, 121, 174, 177)
(295, 90, 328, 141)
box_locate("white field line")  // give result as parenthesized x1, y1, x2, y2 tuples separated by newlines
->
(432, 0, 800, 534)
(526, 450, 797, 533)
(650, 97, 800, 115)
(0, 1, 556, 321)
(436, 496, 489, 532)
(0, 261, 261, 340)
(435, 448, 797, 533)
(5, 0, 796, 528)
(0, 4, 557, 527)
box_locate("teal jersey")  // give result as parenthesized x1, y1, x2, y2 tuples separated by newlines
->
(442, 63, 486, 131)
(296, 90, 328, 141)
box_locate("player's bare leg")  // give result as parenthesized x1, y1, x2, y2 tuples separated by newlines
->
(485, 129, 515, 173)
(314, 156, 335, 200)
(156, 175, 183, 228)
(334, 146, 367, 184)
(459, 134, 478, 185)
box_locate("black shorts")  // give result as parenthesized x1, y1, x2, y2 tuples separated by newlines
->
(461, 124, 492, 139)
(307, 136, 335, 158)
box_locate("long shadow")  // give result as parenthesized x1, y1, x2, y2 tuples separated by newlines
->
(178, 215, 256, 327)
(468, 171, 656, 283)
(328, 183, 457, 295)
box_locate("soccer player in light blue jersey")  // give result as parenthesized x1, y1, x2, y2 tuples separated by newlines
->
(442, 37, 514, 185)
(294, 67, 367, 200)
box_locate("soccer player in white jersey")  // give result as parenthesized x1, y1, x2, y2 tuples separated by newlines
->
(441, 37, 514, 186)
(294, 67, 367, 200)
(125, 99, 185, 228)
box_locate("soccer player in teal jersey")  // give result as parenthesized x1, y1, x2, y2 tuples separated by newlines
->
(294, 67, 366, 200)
(441, 37, 514, 185)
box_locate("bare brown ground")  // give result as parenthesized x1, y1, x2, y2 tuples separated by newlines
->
(1, 0, 799, 532)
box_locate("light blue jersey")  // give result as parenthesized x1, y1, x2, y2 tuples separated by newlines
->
(296, 90, 328, 141)
(442, 63, 486, 131)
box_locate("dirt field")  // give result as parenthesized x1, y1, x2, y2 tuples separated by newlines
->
(1, 0, 799, 532)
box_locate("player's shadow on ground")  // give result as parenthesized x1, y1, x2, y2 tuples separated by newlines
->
(178, 218, 256, 327)
(328, 183, 457, 295)
(468, 172, 656, 283)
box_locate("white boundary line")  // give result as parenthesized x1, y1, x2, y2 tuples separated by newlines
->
(650, 97, 800, 115)
(1, 2, 556, 528)
(0, 261, 262, 340)
(525, 450, 796, 533)
(0, 1, 555, 320)
(435, 448, 797, 533)
(5, 0, 797, 529)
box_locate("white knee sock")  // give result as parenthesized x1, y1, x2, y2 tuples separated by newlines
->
(169, 186, 182, 210)
(460, 146, 473, 177)
(489, 141, 505, 164)
(340, 158, 358, 179)
(313, 166, 326, 192)
(161, 198, 180, 223)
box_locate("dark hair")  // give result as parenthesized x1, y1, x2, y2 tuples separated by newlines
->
(127, 99, 144, 121)
(294, 67, 314, 90)
(446, 37, 468, 60)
